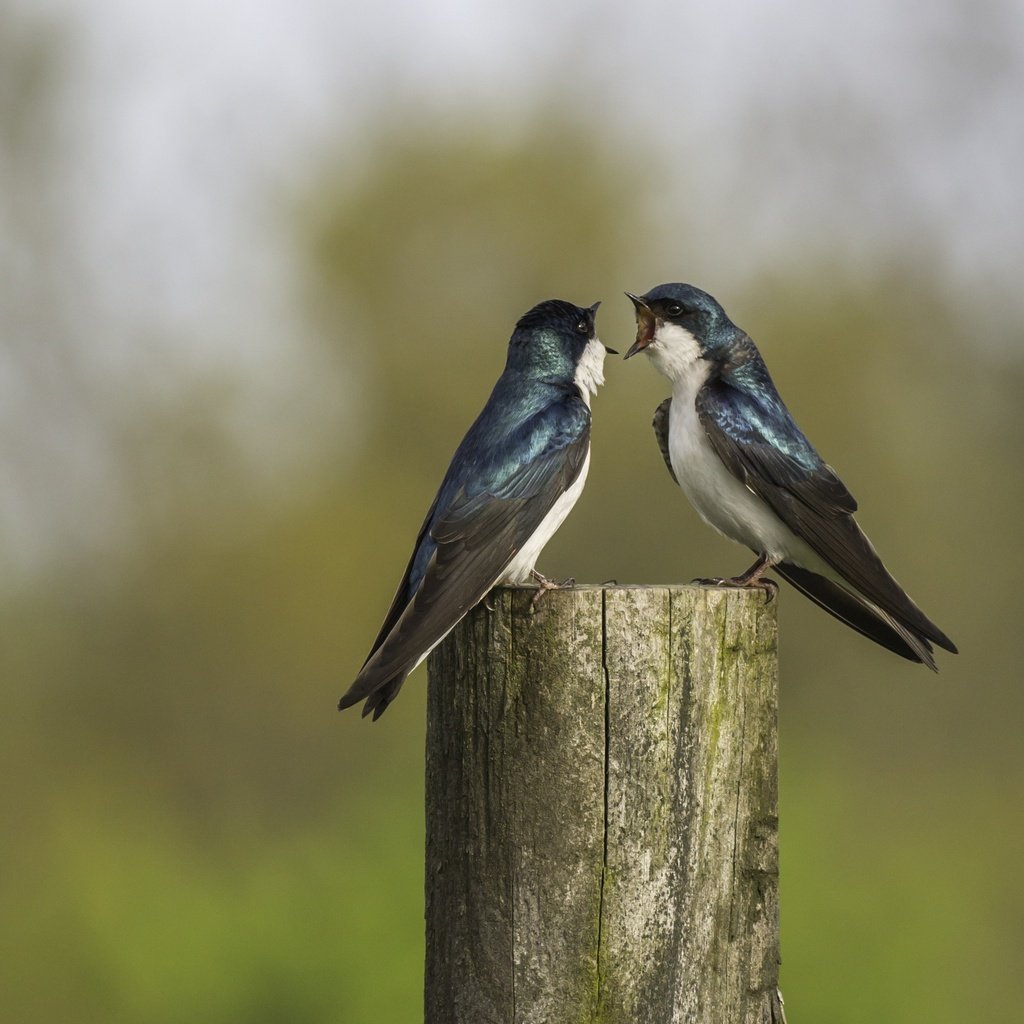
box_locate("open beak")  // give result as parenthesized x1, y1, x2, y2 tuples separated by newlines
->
(624, 292, 656, 359)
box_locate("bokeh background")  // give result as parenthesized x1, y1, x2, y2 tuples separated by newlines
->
(3, 1, 1022, 1020)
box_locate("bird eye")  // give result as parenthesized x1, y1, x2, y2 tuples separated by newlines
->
(666, 303, 683, 317)
(576, 318, 589, 334)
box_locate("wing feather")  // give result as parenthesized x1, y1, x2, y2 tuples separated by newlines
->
(652, 398, 678, 485)
(340, 390, 591, 718)
(774, 563, 937, 669)
(696, 377, 955, 652)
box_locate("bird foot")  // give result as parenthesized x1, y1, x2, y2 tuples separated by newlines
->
(692, 574, 779, 602)
(529, 570, 575, 611)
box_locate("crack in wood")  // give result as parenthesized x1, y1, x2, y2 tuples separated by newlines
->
(425, 585, 779, 1024)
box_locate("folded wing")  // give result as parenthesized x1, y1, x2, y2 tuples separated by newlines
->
(340, 392, 591, 719)
(696, 374, 956, 655)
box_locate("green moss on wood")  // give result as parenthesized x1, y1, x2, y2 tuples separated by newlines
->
(426, 584, 779, 1024)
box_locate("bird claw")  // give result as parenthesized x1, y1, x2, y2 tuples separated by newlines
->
(692, 575, 779, 602)
(528, 570, 574, 611)
(692, 575, 730, 587)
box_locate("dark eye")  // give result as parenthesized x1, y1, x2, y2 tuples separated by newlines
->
(576, 318, 589, 334)
(666, 303, 683, 317)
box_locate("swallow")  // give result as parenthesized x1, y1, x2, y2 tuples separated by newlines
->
(625, 282, 956, 668)
(340, 298, 613, 718)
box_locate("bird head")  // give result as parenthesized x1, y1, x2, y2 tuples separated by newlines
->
(508, 299, 616, 399)
(624, 283, 732, 381)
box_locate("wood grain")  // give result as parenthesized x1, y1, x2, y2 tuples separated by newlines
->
(425, 584, 781, 1024)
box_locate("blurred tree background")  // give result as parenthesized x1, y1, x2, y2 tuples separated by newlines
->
(2, 1, 1022, 1021)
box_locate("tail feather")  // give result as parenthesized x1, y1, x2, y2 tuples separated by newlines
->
(775, 562, 939, 670)
(800, 515, 958, 654)
(338, 664, 411, 720)
(363, 677, 405, 720)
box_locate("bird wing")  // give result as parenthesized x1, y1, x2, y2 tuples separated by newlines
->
(652, 398, 679, 484)
(773, 563, 937, 669)
(339, 392, 591, 718)
(356, 493, 442, 674)
(696, 377, 955, 652)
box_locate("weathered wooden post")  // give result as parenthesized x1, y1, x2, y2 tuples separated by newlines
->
(425, 584, 782, 1024)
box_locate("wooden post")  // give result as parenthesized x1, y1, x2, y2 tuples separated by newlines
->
(425, 584, 782, 1024)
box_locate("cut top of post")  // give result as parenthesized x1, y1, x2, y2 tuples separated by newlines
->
(425, 583, 780, 1024)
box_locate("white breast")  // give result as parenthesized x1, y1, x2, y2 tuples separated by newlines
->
(502, 448, 590, 584)
(399, 447, 590, 673)
(574, 337, 607, 406)
(641, 320, 827, 570)
(501, 338, 603, 582)
(667, 360, 821, 566)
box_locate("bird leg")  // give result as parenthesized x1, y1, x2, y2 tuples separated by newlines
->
(529, 569, 575, 610)
(693, 553, 780, 601)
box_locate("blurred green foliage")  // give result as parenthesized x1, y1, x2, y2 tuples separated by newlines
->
(3, 110, 1023, 1024)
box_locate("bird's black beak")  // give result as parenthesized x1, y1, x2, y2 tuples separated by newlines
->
(587, 300, 617, 353)
(624, 292, 656, 359)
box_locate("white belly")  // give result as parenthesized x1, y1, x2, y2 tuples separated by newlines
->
(668, 368, 823, 569)
(502, 448, 590, 583)
(395, 453, 591, 674)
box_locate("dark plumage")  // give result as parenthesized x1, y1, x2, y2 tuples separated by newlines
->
(340, 299, 607, 719)
(627, 282, 956, 668)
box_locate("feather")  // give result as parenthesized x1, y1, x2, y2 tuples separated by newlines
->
(339, 384, 591, 718)
(696, 374, 956, 653)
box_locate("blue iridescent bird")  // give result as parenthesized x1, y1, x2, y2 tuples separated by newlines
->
(339, 299, 613, 719)
(624, 283, 956, 668)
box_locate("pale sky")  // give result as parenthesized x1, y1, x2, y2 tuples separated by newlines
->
(29, 0, 1024, 322)
(2, 0, 1022, 578)
(15, 0, 1023, 364)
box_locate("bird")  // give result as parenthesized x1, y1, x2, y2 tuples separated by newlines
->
(339, 298, 614, 719)
(623, 282, 956, 669)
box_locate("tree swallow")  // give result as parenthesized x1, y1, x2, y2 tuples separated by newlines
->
(624, 282, 957, 669)
(339, 299, 614, 719)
